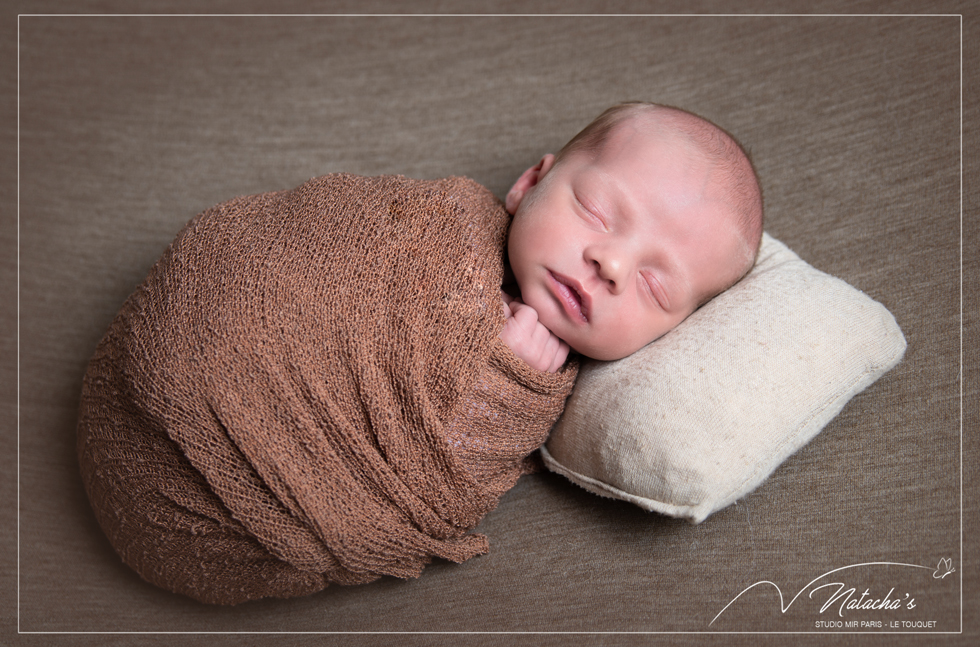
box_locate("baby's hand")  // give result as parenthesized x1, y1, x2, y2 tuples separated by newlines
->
(500, 291, 569, 373)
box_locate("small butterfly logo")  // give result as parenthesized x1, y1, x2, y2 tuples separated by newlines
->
(933, 557, 955, 579)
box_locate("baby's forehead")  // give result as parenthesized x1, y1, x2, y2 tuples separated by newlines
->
(598, 118, 711, 182)
(606, 110, 739, 169)
(595, 129, 724, 200)
(609, 117, 747, 208)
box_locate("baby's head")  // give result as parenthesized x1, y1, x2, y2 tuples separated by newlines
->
(505, 102, 763, 361)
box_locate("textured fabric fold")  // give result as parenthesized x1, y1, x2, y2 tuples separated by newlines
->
(77, 174, 578, 604)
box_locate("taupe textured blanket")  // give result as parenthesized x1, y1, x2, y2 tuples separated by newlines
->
(77, 174, 578, 604)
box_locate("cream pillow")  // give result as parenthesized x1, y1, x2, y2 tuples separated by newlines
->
(541, 234, 906, 523)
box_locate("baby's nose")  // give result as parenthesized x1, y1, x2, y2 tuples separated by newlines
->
(593, 255, 628, 294)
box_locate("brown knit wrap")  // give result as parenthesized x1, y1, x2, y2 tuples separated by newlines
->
(76, 174, 578, 605)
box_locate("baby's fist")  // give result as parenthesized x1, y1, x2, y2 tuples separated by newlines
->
(500, 292, 569, 373)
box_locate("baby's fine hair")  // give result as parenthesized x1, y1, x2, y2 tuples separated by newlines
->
(556, 102, 764, 280)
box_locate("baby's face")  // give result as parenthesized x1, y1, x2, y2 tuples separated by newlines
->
(506, 121, 747, 361)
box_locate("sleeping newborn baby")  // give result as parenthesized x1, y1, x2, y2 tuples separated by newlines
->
(500, 102, 762, 370)
(76, 101, 762, 605)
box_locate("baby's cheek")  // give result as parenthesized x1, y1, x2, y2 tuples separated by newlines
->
(575, 319, 648, 362)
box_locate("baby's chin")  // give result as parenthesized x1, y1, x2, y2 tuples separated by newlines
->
(566, 336, 645, 363)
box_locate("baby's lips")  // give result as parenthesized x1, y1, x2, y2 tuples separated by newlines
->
(549, 271, 591, 323)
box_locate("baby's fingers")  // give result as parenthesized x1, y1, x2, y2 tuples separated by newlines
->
(509, 299, 542, 331)
(532, 326, 569, 373)
(499, 299, 569, 373)
(546, 338, 570, 373)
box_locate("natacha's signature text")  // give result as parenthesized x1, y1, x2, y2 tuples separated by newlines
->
(811, 584, 914, 617)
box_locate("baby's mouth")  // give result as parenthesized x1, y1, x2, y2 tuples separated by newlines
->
(549, 271, 589, 323)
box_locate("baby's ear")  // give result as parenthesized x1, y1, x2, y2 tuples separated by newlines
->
(505, 154, 556, 214)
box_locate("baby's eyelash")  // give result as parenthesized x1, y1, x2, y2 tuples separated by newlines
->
(642, 273, 669, 309)
(576, 195, 606, 227)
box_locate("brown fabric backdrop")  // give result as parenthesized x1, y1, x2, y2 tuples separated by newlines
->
(4, 1, 977, 645)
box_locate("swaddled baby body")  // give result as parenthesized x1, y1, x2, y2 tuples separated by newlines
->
(76, 103, 762, 604)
